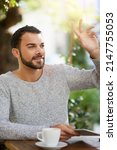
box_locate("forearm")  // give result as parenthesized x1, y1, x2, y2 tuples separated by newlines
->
(92, 58, 100, 88)
(0, 121, 48, 140)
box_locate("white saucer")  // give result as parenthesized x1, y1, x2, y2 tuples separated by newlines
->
(35, 141, 68, 150)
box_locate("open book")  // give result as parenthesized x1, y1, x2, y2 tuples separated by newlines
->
(67, 129, 100, 146)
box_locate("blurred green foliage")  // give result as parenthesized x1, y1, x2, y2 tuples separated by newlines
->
(69, 89, 100, 129)
(0, 0, 17, 12)
(67, 37, 100, 130)
(0, 0, 18, 20)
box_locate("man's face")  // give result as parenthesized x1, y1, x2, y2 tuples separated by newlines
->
(18, 32, 45, 69)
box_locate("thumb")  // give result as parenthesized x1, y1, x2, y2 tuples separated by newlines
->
(73, 24, 81, 39)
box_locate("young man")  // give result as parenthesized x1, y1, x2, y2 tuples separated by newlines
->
(0, 20, 100, 140)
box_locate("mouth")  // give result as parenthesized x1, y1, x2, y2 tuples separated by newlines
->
(32, 56, 44, 63)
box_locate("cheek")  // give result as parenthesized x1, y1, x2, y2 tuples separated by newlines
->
(42, 49, 45, 56)
(43, 51, 45, 56)
(21, 50, 34, 60)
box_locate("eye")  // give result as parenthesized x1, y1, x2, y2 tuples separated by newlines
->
(28, 45, 36, 48)
(40, 43, 45, 48)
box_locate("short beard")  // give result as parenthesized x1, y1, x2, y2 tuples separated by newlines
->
(19, 51, 45, 69)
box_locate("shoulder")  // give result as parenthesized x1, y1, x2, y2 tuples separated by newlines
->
(43, 64, 78, 80)
(44, 64, 79, 75)
(0, 71, 11, 79)
(44, 64, 73, 70)
(44, 64, 66, 72)
(0, 72, 12, 85)
(43, 64, 72, 79)
(44, 64, 76, 74)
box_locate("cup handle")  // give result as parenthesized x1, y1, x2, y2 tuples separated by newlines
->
(37, 132, 44, 142)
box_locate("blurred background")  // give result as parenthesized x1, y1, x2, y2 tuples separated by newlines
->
(0, 0, 100, 132)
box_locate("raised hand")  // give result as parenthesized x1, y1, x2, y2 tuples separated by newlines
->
(74, 19, 100, 59)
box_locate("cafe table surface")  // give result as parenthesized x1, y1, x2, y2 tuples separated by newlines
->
(4, 136, 100, 150)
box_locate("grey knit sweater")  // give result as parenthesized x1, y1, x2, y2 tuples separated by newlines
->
(0, 60, 99, 140)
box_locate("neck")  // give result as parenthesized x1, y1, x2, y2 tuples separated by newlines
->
(13, 66, 43, 82)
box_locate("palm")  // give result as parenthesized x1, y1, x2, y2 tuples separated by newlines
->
(74, 20, 99, 58)
(79, 31, 99, 52)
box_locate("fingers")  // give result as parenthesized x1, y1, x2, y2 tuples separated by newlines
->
(88, 31, 97, 38)
(52, 124, 76, 135)
(73, 19, 84, 34)
(60, 135, 72, 141)
(79, 19, 83, 33)
(60, 129, 80, 140)
(74, 19, 97, 38)
(73, 24, 80, 38)
(87, 26, 95, 32)
(51, 124, 77, 141)
(60, 131, 72, 141)
(61, 124, 76, 135)
(73, 19, 82, 38)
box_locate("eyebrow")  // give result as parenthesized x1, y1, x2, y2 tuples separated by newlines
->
(26, 43, 36, 46)
(26, 42, 44, 46)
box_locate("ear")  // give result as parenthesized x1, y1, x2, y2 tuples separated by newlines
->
(12, 48, 20, 58)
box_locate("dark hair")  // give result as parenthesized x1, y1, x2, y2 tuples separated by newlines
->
(11, 25, 41, 48)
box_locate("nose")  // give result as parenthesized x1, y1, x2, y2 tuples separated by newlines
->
(35, 46, 44, 55)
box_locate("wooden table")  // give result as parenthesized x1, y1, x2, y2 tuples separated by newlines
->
(5, 139, 99, 150)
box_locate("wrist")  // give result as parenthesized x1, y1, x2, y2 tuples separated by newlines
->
(90, 48, 100, 59)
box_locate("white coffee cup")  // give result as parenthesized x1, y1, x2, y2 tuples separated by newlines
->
(37, 128, 61, 147)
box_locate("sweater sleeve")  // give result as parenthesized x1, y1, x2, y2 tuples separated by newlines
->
(0, 79, 48, 140)
(0, 121, 47, 140)
(63, 59, 100, 91)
